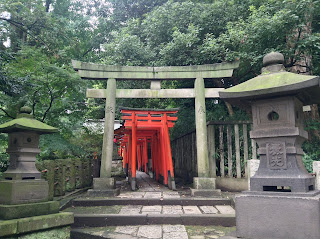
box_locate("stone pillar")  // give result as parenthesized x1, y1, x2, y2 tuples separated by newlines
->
(100, 78, 116, 178)
(313, 161, 320, 190)
(194, 77, 209, 177)
(89, 78, 119, 196)
(247, 159, 260, 190)
(192, 78, 219, 197)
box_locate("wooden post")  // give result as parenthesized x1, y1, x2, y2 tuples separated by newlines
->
(219, 125, 225, 177)
(243, 124, 249, 177)
(195, 77, 209, 177)
(227, 125, 233, 177)
(131, 113, 137, 190)
(207, 124, 216, 177)
(100, 78, 116, 178)
(235, 124, 241, 178)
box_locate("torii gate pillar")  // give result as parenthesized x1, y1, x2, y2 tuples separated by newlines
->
(192, 77, 218, 197)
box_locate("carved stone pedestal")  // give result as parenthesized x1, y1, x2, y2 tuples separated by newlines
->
(87, 177, 120, 197)
(0, 179, 49, 205)
(191, 177, 221, 197)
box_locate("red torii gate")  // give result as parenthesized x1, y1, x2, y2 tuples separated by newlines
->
(115, 107, 178, 190)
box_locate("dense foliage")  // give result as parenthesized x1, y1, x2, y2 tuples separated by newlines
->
(1, 0, 320, 172)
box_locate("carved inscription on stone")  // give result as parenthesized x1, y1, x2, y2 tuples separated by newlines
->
(266, 142, 286, 169)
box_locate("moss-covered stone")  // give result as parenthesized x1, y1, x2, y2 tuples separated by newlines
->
(82, 158, 92, 187)
(223, 72, 316, 93)
(0, 201, 59, 220)
(0, 180, 48, 205)
(73, 158, 83, 189)
(0, 117, 58, 134)
(63, 159, 75, 192)
(16, 226, 70, 239)
(0, 219, 18, 237)
(17, 212, 74, 234)
(54, 159, 66, 196)
(36, 160, 55, 200)
(62, 205, 122, 214)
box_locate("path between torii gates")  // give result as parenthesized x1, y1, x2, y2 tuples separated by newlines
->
(66, 171, 238, 239)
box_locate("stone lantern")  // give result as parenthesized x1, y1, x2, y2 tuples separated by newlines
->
(0, 106, 58, 204)
(220, 52, 320, 239)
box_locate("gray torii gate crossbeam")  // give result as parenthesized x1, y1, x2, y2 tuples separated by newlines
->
(72, 60, 239, 195)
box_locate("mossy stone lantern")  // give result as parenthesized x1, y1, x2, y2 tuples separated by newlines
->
(220, 52, 320, 239)
(0, 106, 58, 204)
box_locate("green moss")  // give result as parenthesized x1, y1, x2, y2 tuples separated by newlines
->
(63, 159, 75, 192)
(185, 225, 236, 237)
(63, 205, 122, 214)
(16, 226, 70, 239)
(0, 201, 59, 220)
(224, 72, 317, 93)
(0, 219, 18, 237)
(54, 159, 66, 196)
(0, 118, 58, 133)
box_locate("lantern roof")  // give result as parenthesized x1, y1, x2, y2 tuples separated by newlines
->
(219, 52, 320, 105)
(0, 106, 58, 134)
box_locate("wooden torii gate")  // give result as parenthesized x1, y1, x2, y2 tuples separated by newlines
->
(72, 60, 239, 195)
(117, 107, 179, 190)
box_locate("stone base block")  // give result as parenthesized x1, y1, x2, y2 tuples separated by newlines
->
(0, 201, 59, 220)
(87, 188, 120, 197)
(0, 179, 48, 205)
(193, 177, 216, 189)
(236, 193, 320, 239)
(93, 177, 115, 190)
(0, 212, 73, 238)
(190, 189, 221, 197)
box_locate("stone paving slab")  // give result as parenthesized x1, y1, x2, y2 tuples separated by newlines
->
(200, 206, 219, 214)
(141, 205, 162, 214)
(162, 205, 183, 214)
(137, 225, 162, 238)
(183, 206, 202, 214)
(71, 225, 237, 239)
(119, 205, 142, 214)
(144, 192, 163, 198)
(215, 205, 235, 214)
(163, 231, 188, 239)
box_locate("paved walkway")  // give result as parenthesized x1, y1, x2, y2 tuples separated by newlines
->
(70, 171, 238, 239)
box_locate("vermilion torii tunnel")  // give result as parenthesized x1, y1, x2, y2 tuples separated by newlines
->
(114, 107, 178, 191)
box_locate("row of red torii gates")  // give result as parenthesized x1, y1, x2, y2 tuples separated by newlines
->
(72, 60, 239, 193)
(115, 107, 178, 190)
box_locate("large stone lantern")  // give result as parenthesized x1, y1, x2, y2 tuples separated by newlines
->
(0, 106, 58, 204)
(220, 52, 320, 239)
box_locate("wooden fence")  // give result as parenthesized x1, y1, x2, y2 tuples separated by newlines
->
(171, 121, 258, 184)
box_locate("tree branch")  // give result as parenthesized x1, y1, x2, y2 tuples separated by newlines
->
(0, 17, 51, 51)
(41, 89, 55, 122)
(0, 108, 15, 119)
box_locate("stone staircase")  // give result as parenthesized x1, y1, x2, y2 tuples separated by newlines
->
(65, 172, 236, 239)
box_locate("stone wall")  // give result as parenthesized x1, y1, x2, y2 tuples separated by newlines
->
(36, 158, 93, 197)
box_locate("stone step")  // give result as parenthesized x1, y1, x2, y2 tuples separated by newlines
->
(72, 213, 236, 228)
(70, 224, 237, 239)
(72, 198, 231, 207)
